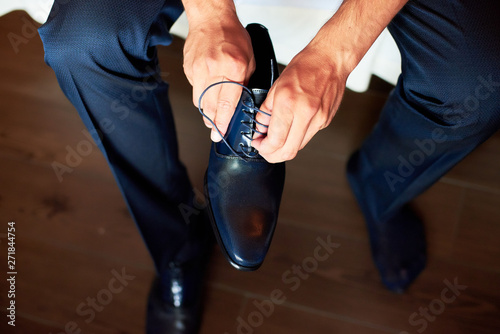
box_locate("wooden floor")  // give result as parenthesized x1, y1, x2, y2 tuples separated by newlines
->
(1, 11, 499, 334)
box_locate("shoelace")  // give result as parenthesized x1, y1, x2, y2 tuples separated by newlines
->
(197, 81, 271, 161)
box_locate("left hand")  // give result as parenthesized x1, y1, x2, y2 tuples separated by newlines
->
(251, 45, 347, 163)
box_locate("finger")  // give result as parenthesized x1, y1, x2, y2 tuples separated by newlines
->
(196, 78, 222, 129)
(251, 86, 277, 150)
(299, 111, 332, 150)
(255, 93, 318, 162)
(252, 100, 294, 157)
(211, 79, 244, 142)
(299, 121, 322, 151)
(257, 113, 310, 163)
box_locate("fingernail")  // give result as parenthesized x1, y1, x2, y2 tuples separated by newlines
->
(211, 130, 222, 142)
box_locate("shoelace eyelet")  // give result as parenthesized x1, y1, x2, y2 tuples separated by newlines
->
(198, 81, 271, 161)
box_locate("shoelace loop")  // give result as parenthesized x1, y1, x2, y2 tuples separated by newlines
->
(197, 81, 271, 161)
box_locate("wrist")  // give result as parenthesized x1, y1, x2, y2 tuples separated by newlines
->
(306, 35, 357, 80)
(182, 0, 238, 29)
(308, 0, 408, 75)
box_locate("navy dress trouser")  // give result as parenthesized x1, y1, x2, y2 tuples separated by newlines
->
(38, 0, 194, 276)
(38, 0, 500, 277)
(347, 1, 500, 225)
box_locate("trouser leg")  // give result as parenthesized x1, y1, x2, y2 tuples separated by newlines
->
(347, 0, 500, 290)
(348, 0, 500, 226)
(38, 0, 205, 275)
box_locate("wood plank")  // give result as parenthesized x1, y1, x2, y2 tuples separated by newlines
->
(238, 301, 391, 334)
(0, 158, 151, 266)
(452, 189, 500, 271)
(207, 223, 500, 334)
(412, 182, 463, 260)
(0, 236, 246, 334)
(0, 313, 64, 334)
(0, 237, 153, 334)
(200, 288, 246, 334)
(278, 147, 462, 260)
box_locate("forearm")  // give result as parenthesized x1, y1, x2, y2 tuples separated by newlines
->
(308, 0, 408, 75)
(181, 0, 238, 27)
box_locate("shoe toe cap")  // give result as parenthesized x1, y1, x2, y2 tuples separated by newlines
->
(221, 209, 276, 270)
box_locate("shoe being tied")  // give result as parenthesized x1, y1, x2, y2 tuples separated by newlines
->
(201, 23, 285, 271)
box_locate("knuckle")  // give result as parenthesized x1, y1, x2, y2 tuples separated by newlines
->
(217, 100, 234, 112)
(204, 52, 219, 67)
(214, 117, 230, 130)
(276, 88, 295, 103)
(190, 60, 204, 74)
(204, 53, 247, 80)
(267, 135, 285, 149)
(314, 116, 328, 130)
(281, 150, 297, 161)
(303, 101, 320, 118)
(319, 117, 331, 130)
(226, 56, 248, 78)
(229, 52, 248, 67)
(318, 111, 333, 129)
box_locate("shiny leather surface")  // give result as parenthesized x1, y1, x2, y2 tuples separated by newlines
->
(205, 23, 286, 271)
(147, 267, 203, 334)
(146, 212, 213, 334)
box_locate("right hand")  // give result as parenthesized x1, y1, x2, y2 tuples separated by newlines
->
(183, 10, 255, 142)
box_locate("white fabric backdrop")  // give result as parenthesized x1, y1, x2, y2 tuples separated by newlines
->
(1, 0, 401, 92)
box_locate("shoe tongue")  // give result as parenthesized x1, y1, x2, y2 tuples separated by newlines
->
(247, 58, 276, 107)
(246, 24, 279, 108)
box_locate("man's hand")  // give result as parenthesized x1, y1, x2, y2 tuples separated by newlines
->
(181, 0, 407, 157)
(252, 46, 346, 163)
(182, 1, 255, 142)
(252, 0, 408, 163)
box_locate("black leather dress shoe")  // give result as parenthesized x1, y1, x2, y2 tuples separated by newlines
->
(146, 208, 214, 334)
(146, 262, 205, 334)
(204, 24, 286, 271)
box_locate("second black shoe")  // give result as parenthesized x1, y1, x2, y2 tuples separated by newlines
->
(203, 23, 285, 271)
